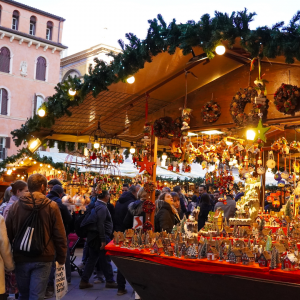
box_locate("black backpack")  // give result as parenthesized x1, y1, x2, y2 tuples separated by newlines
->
(74, 213, 89, 238)
(13, 194, 51, 257)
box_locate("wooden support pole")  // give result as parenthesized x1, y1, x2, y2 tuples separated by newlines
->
(150, 136, 158, 227)
(260, 150, 266, 210)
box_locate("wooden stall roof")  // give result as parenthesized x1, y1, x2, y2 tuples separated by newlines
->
(37, 41, 300, 146)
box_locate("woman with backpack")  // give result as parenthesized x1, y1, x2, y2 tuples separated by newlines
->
(123, 187, 147, 230)
(3, 181, 28, 220)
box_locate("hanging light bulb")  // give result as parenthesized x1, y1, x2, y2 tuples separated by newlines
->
(40, 163, 43, 167)
(246, 129, 256, 141)
(12, 167, 16, 171)
(68, 88, 76, 96)
(48, 165, 51, 168)
(7, 169, 12, 175)
(127, 76, 135, 84)
(20, 161, 24, 165)
(94, 142, 100, 149)
(162, 148, 168, 160)
(38, 108, 46, 117)
(29, 157, 32, 160)
(215, 45, 226, 55)
(17, 174, 20, 177)
(130, 142, 136, 154)
(58, 171, 61, 174)
(33, 161, 37, 164)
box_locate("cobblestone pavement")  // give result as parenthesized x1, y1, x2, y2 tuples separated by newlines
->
(50, 248, 134, 300)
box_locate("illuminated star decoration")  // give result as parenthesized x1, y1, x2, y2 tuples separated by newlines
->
(136, 156, 155, 175)
(254, 119, 270, 143)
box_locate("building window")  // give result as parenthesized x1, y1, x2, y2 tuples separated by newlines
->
(12, 10, 19, 30)
(36, 57, 47, 81)
(34, 94, 44, 114)
(0, 47, 10, 73)
(0, 88, 8, 115)
(0, 137, 10, 160)
(29, 16, 36, 35)
(46, 21, 53, 40)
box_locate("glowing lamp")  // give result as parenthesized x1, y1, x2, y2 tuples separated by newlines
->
(58, 171, 61, 174)
(246, 129, 256, 141)
(13, 167, 16, 170)
(17, 174, 20, 177)
(68, 88, 76, 96)
(226, 141, 233, 146)
(29, 157, 32, 160)
(94, 142, 100, 149)
(48, 165, 51, 168)
(215, 45, 226, 55)
(7, 169, 12, 175)
(28, 138, 41, 153)
(127, 76, 135, 84)
(40, 164, 43, 167)
(33, 161, 37, 164)
(20, 161, 24, 165)
(162, 148, 168, 160)
(130, 142, 136, 154)
(38, 108, 46, 117)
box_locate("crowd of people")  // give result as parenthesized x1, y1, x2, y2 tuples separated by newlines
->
(0, 175, 239, 300)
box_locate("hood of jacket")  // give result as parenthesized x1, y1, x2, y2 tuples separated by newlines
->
(128, 200, 143, 216)
(8, 195, 19, 204)
(47, 191, 62, 204)
(19, 191, 52, 211)
(118, 191, 136, 204)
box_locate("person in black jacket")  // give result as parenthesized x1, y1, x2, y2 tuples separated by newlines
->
(123, 187, 147, 230)
(80, 191, 118, 290)
(198, 193, 213, 230)
(155, 193, 176, 233)
(45, 184, 72, 297)
(114, 185, 140, 232)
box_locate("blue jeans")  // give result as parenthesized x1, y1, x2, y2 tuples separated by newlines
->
(81, 245, 114, 283)
(15, 262, 52, 300)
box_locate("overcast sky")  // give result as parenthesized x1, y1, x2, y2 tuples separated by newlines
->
(25, 0, 299, 56)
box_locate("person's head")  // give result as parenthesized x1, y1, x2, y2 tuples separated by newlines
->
(173, 186, 181, 194)
(129, 185, 139, 198)
(159, 192, 172, 203)
(11, 180, 28, 198)
(48, 179, 62, 191)
(170, 192, 180, 210)
(213, 191, 220, 201)
(91, 187, 96, 197)
(98, 190, 110, 203)
(155, 189, 161, 200)
(135, 184, 141, 194)
(122, 184, 129, 193)
(51, 185, 64, 198)
(162, 187, 171, 193)
(199, 185, 207, 195)
(201, 193, 211, 205)
(137, 187, 148, 201)
(28, 174, 48, 194)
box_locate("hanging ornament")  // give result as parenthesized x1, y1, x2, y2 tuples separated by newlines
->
(201, 93, 221, 123)
(266, 151, 276, 169)
(136, 156, 155, 175)
(253, 118, 270, 143)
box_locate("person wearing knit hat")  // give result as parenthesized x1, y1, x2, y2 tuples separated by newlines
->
(48, 179, 62, 192)
(45, 185, 72, 298)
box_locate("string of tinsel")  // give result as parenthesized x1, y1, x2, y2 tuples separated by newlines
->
(11, 10, 300, 147)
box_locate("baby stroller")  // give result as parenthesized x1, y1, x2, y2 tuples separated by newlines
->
(68, 233, 84, 277)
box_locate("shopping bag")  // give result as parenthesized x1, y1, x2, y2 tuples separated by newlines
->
(55, 262, 68, 300)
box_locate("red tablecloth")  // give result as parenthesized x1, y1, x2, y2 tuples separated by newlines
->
(106, 241, 300, 285)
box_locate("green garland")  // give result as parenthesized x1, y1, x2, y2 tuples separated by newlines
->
(0, 148, 66, 175)
(11, 10, 300, 147)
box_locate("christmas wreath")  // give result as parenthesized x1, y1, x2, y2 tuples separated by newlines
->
(201, 101, 221, 123)
(143, 221, 153, 232)
(144, 181, 156, 193)
(142, 200, 155, 213)
(153, 117, 182, 139)
(230, 87, 268, 127)
(274, 83, 300, 115)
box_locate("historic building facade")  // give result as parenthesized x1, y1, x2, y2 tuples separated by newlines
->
(0, 0, 67, 158)
(60, 43, 120, 82)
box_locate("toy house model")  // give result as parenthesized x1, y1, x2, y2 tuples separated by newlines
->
(283, 253, 298, 270)
(156, 239, 164, 254)
(234, 239, 246, 249)
(241, 250, 255, 265)
(273, 243, 287, 258)
(228, 249, 242, 264)
(126, 229, 134, 238)
(167, 246, 174, 256)
(180, 243, 188, 256)
(258, 251, 271, 267)
(207, 247, 219, 261)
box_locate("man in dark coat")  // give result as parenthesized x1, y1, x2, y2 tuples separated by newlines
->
(114, 185, 140, 232)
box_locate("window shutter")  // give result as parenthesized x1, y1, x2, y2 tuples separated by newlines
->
(1, 88, 8, 115)
(5, 137, 10, 149)
(33, 94, 37, 115)
(0, 47, 10, 73)
(36, 57, 46, 81)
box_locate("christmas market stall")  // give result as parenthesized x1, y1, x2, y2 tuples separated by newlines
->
(7, 9, 300, 299)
